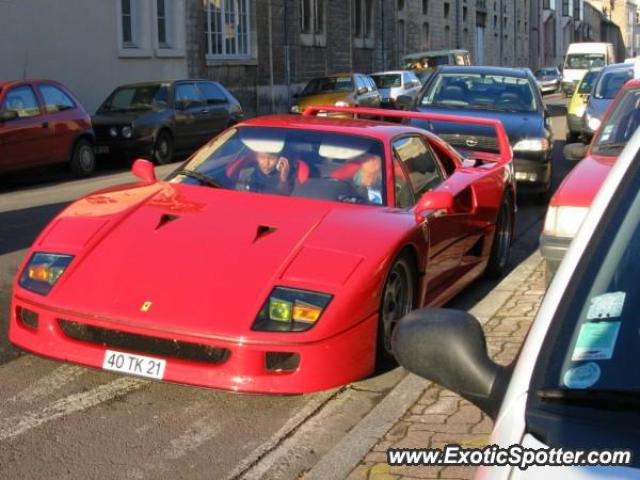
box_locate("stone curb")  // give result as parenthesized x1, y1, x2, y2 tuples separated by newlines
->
(303, 251, 543, 480)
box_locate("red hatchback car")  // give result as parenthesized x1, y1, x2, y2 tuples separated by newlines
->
(541, 79, 640, 282)
(0, 79, 96, 176)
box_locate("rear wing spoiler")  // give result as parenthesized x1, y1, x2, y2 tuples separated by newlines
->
(301, 106, 512, 166)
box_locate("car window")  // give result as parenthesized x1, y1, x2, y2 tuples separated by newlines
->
(421, 72, 538, 113)
(2, 85, 40, 118)
(174, 83, 204, 107)
(38, 84, 76, 113)
(169, 126, 387, 206)
(198, 82, 228, 105)
(98, 84, 169, 112)
(371, 74, 402, 89)
(354, 76, 367, 93)
(392, 136, 444, 198)
(594, 68, 633, 100)
(578, 70, 600, 94)
(393, 154, 415, 208)
(366, 77, 378, 92)
(592, 89, 640, 156)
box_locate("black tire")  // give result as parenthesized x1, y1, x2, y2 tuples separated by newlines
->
(376, 255, 416, 364)
(153, 130, 174, 165)
(70, 138, 96, 177)
(485, 193, 514, 279)
(566, 131, 579, 143)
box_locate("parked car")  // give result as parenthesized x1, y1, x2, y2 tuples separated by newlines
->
(541, 79, 640, 284)
(583, 62, 636, 141)
(369, 70, 422, 108)
(92, 80, 243, 164)
(290, 74, 381, 114)
(393, 118, 640, 480)
(562, 42, 615, 96)
(401, 49, 472, 70)
(406, 66, 561, 202)
(0, 79, 96, 176)
(566, 67, 602, 142)
(535, 67, 562, 94)
(10, 107, 516, 394)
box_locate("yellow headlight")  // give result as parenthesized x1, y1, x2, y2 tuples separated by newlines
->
(292, 302, 323, 323)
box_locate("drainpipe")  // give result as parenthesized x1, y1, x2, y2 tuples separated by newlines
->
(380, 0, 385, 69)
(499, 0, 504, 65)
(456, 0, 461, 49)
(284, 0, 291, 104)
(268, 0, 275, 113)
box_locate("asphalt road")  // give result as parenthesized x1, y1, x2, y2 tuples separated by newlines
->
(0, 99, 574, 479)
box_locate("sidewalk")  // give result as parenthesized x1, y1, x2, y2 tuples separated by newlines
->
(304, 252, 545, 480)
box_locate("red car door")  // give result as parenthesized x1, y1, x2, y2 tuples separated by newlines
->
(0, 83, 50, 172)
(34, 82, 81, 164)
(391, 135, 470, 303)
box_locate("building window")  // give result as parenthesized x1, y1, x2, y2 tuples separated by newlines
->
(121, 0, 137, 47)
(398, 20, 405, 57)
(204, 0, 251, 58)
(422, 0, 428, 15)
(398, 0, 404, 10)
(444, 25, 451, 46)
(354, 0, 375, 48)
(300, 0, 325, 45)
(423, 22, 430, 49)
(463, 6, 467, 22)
(444, 2, 450, 18)
(562, 0, 569, 16)
(157, 0, 171, 48)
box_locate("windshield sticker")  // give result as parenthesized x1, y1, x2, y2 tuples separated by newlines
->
(571, 321, 621, 361)
(586, 292, 626, 320)
(563, 362, 601, 389)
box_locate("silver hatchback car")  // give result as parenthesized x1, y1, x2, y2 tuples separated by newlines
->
(369, 70, 422, 108)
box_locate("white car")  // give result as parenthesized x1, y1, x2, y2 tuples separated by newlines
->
(393, 127, 640, 477)
(369, 70, 422, 108)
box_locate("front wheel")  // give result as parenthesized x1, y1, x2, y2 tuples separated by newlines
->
(377, 256, 416, 364)
(153, 131, 174, 165)
(485, 194, 514, 279)
(70, 139, 96, 177)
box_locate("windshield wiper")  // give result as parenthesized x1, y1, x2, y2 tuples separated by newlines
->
(537, 388, 640, 410)
(174, 170, 222, 189)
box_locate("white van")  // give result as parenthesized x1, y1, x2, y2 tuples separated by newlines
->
(562, 42, 616, 96)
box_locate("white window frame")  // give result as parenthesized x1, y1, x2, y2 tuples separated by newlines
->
(204, 0, 252, 60)
(116, 0, 153, 58)
(354, 0, 375, 49)
(121, 0, 139, 48)
(300, 0, 326, 47)
(154, 0, 186, 57)
(156, 0, 172, 48)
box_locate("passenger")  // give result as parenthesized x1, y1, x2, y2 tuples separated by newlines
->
(353, 154, 383, 205)
(236, 151, 293, 195)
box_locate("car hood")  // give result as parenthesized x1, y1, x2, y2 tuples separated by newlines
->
(586, 98, 612, 120)
(551, 153, 616, 207)
(39, 183, 398, 338)
(413, 107, 544, 145)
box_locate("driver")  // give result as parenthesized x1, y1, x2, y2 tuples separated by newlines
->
(352, 154, 383, 205)
(236, 151, 293, 195)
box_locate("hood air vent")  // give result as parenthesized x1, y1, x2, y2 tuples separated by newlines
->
(156, 213, 180, 230)
(254, 225, 277, 242)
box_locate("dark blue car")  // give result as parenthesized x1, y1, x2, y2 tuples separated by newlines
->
(408, 66, 554, 201)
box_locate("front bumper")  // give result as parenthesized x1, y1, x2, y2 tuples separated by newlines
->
(9, 295, 378, 394)
(94, 136, 154, 159)
(539, 234, 572, 280)
(513, 154, 552, 193)
(539, 81, 559, 93)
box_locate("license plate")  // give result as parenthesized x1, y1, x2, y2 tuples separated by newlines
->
(102, 350, 166, 380)
(95, 146, 110, 154)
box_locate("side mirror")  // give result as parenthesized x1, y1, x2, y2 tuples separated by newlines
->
(392, 308, 510, 419)
(546, 103, 567, 117)
(563, 142, 588, 161)
(414, 190, 454, 221)
(132, 158, 157, 182)
(396, 94, 414, 110)
(357, 87, 368, 95)
(0, 110, 19, 122)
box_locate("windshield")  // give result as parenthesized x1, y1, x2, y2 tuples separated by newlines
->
(99, 84, 169, 112)
(403, 55, 449, 69)
(370, 74, 402, 89)
(168, 127, 386, 206)
(592, 89, 640, 156)
(420, 73, 537, 113)
(536, 69, 558, 78)
(578, 70, 600, 94)
(565, 54, 606, 69)
(594, 68, 633, 99)
(301, 77, 354, 96)
(531, 148, 640, 400)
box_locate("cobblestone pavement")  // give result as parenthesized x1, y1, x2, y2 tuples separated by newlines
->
(347, 260, 546, 480)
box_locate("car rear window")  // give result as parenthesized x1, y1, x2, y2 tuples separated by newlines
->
(301, 77, 354, 95)
(371, 74, 402, 89)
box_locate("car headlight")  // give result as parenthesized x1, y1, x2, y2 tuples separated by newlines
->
(109, 127, 118, 137)
(543, 206, 589, 238)
(121, 126, 133, 138)
(335, 101, 352, 107)
(252, 287, 332, 332)
(513, 138, 550, 152)
(290, 105, 300, 113)
(587, 114, 601, 132)
(19, 253, 74, 296)
(575, 104, 586, 117)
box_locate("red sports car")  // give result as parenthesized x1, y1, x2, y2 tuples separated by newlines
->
(9, 106, 515, 394)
